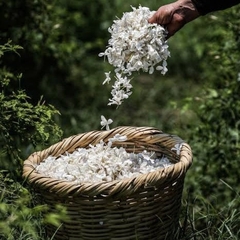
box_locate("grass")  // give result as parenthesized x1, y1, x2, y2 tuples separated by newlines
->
(1, 167, 240, 240)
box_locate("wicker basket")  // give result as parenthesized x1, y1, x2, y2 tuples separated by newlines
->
(23, 126, 192, 240)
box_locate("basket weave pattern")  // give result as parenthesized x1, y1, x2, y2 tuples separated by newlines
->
(23, 126, 192, 240)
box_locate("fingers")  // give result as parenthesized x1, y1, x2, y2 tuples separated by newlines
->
(148, 14, 156, 24)
(148, 5, 186, 38)
(148, 5, 177, 39)
(148, 5, 175, 25)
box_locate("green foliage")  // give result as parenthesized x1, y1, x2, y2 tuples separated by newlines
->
(0, 40, 64, 239)
(180, 6, 240, 238)
(188, 6, 240, 197)
(0, 41, 62, 175)
(179, 190, 240, 240)
(0, 41, 22, 58)
(0, 173, 40, 240)
(0, 0, 114, 110)
(0, 171, 67, 240)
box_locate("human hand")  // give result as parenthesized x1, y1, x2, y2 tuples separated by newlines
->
(148, 0, 200, 38)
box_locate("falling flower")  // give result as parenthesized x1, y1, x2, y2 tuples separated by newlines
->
(103, 71, 112, 85)
(107, 73, 132, 106)
(100, 115, 113, 130)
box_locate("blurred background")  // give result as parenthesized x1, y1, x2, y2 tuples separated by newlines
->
(0, 0, 239, 239)
(0, 0, 204, 136)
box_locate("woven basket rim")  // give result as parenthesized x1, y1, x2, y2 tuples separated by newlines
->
(23, 126, 193, 197)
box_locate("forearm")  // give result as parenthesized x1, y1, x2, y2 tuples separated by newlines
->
(191, 0, 240, 15)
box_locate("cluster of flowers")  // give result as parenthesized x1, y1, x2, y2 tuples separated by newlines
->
(36, 135, 173, 183)
(99, 5, 170, 106)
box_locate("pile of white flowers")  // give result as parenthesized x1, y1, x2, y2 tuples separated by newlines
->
(99, 5, 170, 106)
(35, 136, 173, 183)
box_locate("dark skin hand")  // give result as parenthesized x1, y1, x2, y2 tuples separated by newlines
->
(148, 0, 200, 38)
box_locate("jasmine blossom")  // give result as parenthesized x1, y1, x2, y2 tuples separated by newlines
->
(99, 5, 170, 106)
(35, 139, 173, 183)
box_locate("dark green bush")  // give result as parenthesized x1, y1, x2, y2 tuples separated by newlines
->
(0, 170, 68, 240)
(0, 41, 65, 239)
(181, 6, 240, 238)
(0, 41, 62, 176)
(188, 6, 240, 199)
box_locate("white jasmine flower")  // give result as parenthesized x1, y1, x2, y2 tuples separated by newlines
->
(103, 71, 111, 85)
(100, 115, 113, 130)
(108, 134, 127, 143)
(171, 143, 183, 155)
(156, 60, 168, 75)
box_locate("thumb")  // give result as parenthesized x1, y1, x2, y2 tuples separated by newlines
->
(148, 13, 157, 24)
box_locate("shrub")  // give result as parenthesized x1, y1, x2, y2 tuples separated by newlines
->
(182, 6, 240, 238)
(0, 41, 64, 239)
(0, 41, 62, 177)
